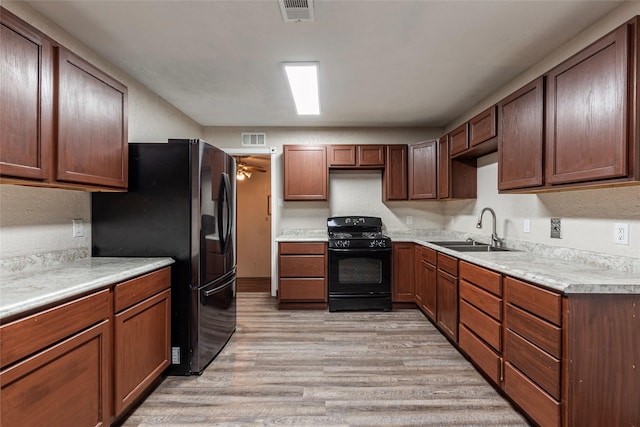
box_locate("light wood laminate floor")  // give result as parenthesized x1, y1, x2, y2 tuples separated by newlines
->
(121, 293, 530, 426)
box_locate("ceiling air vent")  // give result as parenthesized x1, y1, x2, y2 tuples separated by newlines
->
(241, 132, 267, 147)
(278, 0, 315, 22)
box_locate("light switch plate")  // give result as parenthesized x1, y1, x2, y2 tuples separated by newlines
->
(550, 218, 561, 239)
(72, 219, 84, 237)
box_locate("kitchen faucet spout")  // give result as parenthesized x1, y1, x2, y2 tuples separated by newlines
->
(476, 207, 503, 248)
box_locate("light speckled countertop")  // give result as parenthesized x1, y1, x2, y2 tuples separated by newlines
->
(277, 230, 640, 294)
(0, 257, 175, 321)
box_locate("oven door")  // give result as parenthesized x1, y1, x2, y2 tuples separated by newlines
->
(328, 247, 391, 295)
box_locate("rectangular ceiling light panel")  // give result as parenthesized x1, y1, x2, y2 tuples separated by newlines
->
(283, 62, 320, 115)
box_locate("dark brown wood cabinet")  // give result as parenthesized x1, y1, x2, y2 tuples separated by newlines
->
(469, 105, 498, 149)
(437, 135, 477, 200)
(546, 24, 629, 186)
(437, 136, 450, 199)
(57, 47, 128, 189)
(283, 145, 328, 201)
(416, 246, 437, 320)
(408, 140, 437, 200)
(113, 267, 171, 417)
(436, 252, 458, 341)
(449, 123, 469, 156)
(458, 261, 503, 384)
(498, 77, 545, 191)
(383, 145, 408, 200)
(504, 276, 562, 427)
(328, 145, 385, 168)
(392, 242, 415, 302)
(278, 242, 327, 308)
(0, 290, 111, 427)
(0, 9, 53, 182)
(0, 8, 128, 191)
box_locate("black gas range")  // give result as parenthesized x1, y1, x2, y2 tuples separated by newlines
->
(327, 216, 392, 312)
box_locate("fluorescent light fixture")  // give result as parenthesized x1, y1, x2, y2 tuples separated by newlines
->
(283, 62, 320, 115)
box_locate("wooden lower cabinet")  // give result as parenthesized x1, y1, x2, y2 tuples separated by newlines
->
(415, 246, 437, 320)
(278, 242, 327, 308)
(392, 243, 415, 302)
(0, 266, 172, 426)
(0, 290, 111, 427)
(113, 268, 171, 417)
(436, 252, 458, 341)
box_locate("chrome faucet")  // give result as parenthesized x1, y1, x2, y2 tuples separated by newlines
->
(476, 207, 503, 248)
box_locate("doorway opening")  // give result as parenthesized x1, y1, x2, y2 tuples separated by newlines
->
(234, 154, 272, 292)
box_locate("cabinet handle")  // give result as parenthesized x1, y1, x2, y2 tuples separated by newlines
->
(499, 357, 504, 382)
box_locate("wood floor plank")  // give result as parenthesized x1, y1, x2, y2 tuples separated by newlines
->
(120, 292, 530, 426)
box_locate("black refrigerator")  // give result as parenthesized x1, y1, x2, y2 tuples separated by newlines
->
(92, 139, 236, 375)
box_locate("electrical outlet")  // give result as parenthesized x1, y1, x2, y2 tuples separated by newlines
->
(72, 219, 84, 237)
(614, 223, 629, 245)
(550, 218, 562, 239)
(523, 219, 531, 233)
(406, 215, 413, 225)
(171, 347, 180, 364)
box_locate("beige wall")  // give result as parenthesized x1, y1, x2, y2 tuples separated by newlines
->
(0, 2, 202, 260)
(236, 159, 271, 278)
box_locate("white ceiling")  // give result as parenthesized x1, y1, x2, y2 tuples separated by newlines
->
(25, 0, 623, 128)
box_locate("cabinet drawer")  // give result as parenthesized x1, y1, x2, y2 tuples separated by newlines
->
(279, 242, 326, 255)
(460, 300, 501, 352)
(506, 304, 561, 358)
(505, 329, 561, 400)
(0, 289, 110, 369)
(504, 362, 561, 427)
(279, 255, 325, 277)
(421, 246, 437, 265)
(437, 252, 458, 276)
(459, 325, 501, 384)
(505, 277, 562, 326)
(114, 267, 171, 313)
(460, 279, 502, 321)
(279, 278, 326, 302)
(459, 261, 502, 296)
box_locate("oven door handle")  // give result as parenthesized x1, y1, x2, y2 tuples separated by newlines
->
(328, 247, 392, 253)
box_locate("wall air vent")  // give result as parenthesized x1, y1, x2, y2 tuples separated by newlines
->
(278, 0, 315, 22)
(241, 132, 267, 147)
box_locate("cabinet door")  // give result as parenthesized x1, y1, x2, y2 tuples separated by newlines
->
(383, 145, 407, 200)
(449, 123, 469, 156)
(328, 145, 356, 166)
(392, 243, 414, 302)
(283, 145, 327, 200)
(1, 321, 110, 427)
(114, 289, 171, 416)
(408, 140, 437, 200)
(0, 11, 53, 181)
(498, 77, 545, 190)
(421, 260, 437, 320)
(57, 47, 128, 189)
(437, 136, 450, 199)
(469, 105, 497, 147)
(358, 145, 385, 166)
(437, 270, 458, 341)
(546, 25, 628, 185)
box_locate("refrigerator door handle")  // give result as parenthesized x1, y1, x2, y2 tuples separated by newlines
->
(217, 172, 232, 254)
(202, 276, 235, 297)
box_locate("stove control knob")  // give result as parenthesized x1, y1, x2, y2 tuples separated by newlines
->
(336, 240, 350, 248)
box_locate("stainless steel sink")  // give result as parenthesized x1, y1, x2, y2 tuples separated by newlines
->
(430, 241, 514, 252)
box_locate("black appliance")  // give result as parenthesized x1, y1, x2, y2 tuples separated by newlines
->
(92, 139, 236, 375)
(327, 216, 392, 312)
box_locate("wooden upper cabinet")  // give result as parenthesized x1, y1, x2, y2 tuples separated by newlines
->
(383, 145, 407, 201)
(57, 47, 128, 189)
(328, 145, 385, 168)
(449, 123, 469, 156)
(283, 145, 328, 201)
(469, 105, 498, 148)
(0, 9, 53, 181)
(437, 136, 450, 199)
(546, 23, 629, 185)
(328, 145, 356, 166)
(498, 77, 545, 191)
(408, 140, 437, 200)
